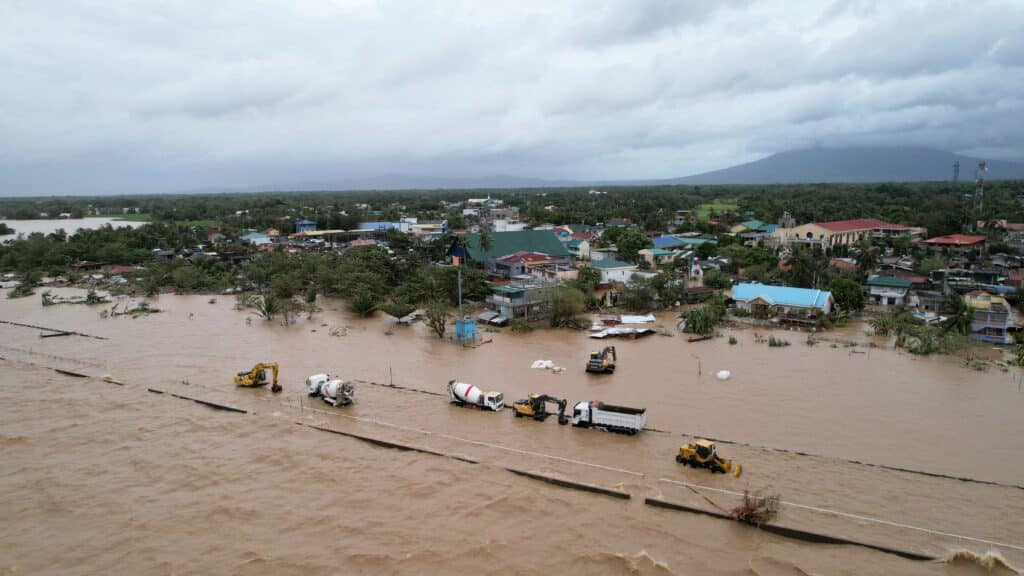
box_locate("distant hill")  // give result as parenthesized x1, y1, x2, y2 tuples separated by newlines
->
(667, 147, 1024, 185)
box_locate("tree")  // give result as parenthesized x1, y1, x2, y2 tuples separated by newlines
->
(478, 230, 492, 254)
(380, 301, 416, 319)
(573, 265, 600, 295)
(425, 300, 449, 338)
(914, 255, 946, 277)
(253, 294, 281, 321)
(828, 276, 865, 312)
(615, 228, 653, 263)
(620, 275, 654, 311)
(854, 237, 880, 279)
(941, 293, 974, 335)
(347, 290, 378, 317)
(702, 269, 731, 290)
(785, 248, 829, 289)
(549, 286, 586, 328)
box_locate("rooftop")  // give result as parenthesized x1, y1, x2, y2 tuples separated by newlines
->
(816, 218, 899, 233)
(732, 283, 832, 309)
(592, 259, 637, 269)
(865, 275, 913, 288)
(465, 230, 569, 261)
(921, 234, 987, 246)
(496, 251, 555, 264)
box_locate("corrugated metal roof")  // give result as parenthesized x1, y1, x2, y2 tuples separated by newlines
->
(865, 276, 913, 288)
(732, 283, 832, 308)
(592, 259, 637, 269)
(465, 230, 569, 261)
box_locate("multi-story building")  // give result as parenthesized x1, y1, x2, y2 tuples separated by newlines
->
(965, 290, 1013, 344)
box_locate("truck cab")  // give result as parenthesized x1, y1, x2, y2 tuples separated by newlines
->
(484, 392, 504, 411)
(571, 401, 590, 426)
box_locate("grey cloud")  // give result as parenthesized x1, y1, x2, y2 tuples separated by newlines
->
(0, 0, 1022, 195)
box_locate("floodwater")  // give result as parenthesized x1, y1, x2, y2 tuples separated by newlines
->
(0, 217, 145, 240)
(1, 289, 1022, 575)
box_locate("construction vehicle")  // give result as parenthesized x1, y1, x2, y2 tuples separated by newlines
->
(570, 401, 645, 435)
(234, 362, 281, 393)
(448, 380, 504, 411)
(513, 394, 568, 424)
(306, 373, 355, 406)
(676, 439, 742, 477)
(585, 346, 616, 373)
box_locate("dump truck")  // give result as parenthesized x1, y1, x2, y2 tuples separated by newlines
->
(306, 373, 355, 407)
(448, 380, 504, 411)
(570, 401, 646, 435)
(235, 362, 281, 393)
(676, 439, 742, 477)
(513, 394, 568, 424)
(585, 346, 617, 373)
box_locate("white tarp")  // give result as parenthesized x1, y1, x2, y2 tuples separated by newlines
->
(589, 327, 655, 339)
(619, 314, 656, 324)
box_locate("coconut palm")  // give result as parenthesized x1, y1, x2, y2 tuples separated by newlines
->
(854, 237, 880, 280)
(940, 293, 974, 335)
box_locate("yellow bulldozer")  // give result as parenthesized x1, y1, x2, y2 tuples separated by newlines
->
(234, 362, 281, 393)
(676, 439, 741, 477)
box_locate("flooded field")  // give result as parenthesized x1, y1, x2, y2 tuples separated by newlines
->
(2, 289, 1022, 574)
(0, 217, 144, 240)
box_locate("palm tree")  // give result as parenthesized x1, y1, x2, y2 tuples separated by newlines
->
(940, 293, 974, 335)
(854, 236, 879, 280)
(479, 230, 492, 254)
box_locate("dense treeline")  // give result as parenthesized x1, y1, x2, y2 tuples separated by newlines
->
(4, 181, 1023, 238)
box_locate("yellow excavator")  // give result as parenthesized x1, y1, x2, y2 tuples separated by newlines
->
(676, 439, 742, 477)
(586, 346, 617, 373)
(234, 362, 282, 393)
(513, 394, 568, 424)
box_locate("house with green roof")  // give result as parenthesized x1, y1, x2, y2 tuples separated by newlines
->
(638, 247, 680, 268)
(464, 230, 570, 274)
(730, 220, 765, 234)
(592, 259, 639, 284)
(864, 275, 913, 306)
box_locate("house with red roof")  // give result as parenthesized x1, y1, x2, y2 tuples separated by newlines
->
(773, 218, 923, 249)
(920, 234, 987, 257)
(491, 251, 560, 278)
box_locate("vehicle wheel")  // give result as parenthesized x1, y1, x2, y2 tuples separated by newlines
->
(514, 411, 521, 418)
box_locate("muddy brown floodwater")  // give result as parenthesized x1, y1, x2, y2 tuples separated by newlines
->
(1, 289, 1022, 575)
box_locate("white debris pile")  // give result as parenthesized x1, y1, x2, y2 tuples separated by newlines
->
(531, 359, 565, 373)
(716, 370, 731, 381)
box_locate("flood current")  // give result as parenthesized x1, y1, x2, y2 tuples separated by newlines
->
(1, 289, 1022, 574)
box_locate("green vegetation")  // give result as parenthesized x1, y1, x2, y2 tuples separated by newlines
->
(681, 294, 727, 335)
(0, 223, 14, 235)
(697, 202, 739, 222)
(549, 286, 587, 328)
(828, 277, 865, 312)
(41, 289, 110, 306)
(425, 300, 448, 338)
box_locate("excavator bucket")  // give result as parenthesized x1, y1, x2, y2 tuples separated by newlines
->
(731, 463, 743, 478)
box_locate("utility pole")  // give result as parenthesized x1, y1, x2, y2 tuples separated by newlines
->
(975, 160, 987, 216)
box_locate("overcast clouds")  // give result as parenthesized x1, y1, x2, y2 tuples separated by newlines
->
(1, 0, 1023, 195)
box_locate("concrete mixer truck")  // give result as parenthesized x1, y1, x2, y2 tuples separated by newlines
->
(448, 380, 504, 411)
(306, 373, 355, 407)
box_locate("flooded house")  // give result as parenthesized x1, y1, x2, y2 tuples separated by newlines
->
(731, 283, 834, 320)
(965, 290, 1013, 344)
(865, 275, 913, 306)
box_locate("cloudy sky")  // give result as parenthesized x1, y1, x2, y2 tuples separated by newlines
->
(2, 0, 1023, 195)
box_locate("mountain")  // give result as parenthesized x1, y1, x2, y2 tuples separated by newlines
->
(667, 147, 1024, 185)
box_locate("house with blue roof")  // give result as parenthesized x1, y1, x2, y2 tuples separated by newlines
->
(295, 219, 317, 233)
(731, 283, 833, 318)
